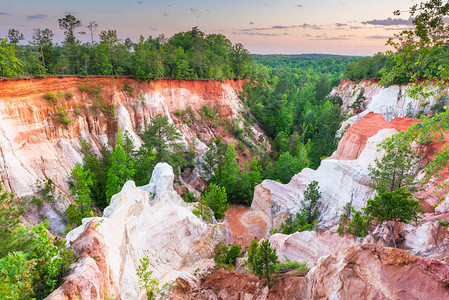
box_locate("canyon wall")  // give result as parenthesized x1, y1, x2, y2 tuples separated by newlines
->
(0, 77, 264, 232)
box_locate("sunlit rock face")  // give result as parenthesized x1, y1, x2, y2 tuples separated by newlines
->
(245, 114, 408, 234)
(307, 244, 449, 299)
(0, 77, 260, 232)
(0, 77, 247, 197)
(47, 163, 231, 300)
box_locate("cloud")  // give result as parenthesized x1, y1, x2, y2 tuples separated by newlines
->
(365, 35, 393, 40)
(233, 32, 290, 37)
(296, 5, 303, 8)
(335, 23, 347, 27)
(0, 12, 10, 16)
(239, 24, 321, 32)
(137, 1, 143, 4)
(27, 14, 47, 20)
(250, 22, 254, 25)
(190, 8, 199, 13)
(163, 12, 169, 17)
(362, 17, 413, 26)
(306, 34, 352, 40)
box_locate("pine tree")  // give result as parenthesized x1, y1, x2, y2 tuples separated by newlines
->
(105, 144, 135, 203)
(220, 142, 240, 203)
(66, 162, 94, 227)
(203, 184, 228, 220)
(251, 240, 279, 285)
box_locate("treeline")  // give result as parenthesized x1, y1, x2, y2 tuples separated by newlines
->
(2, 16, 255, 80)
(253, 54, 358, 76)
(342, 52, 392, 81)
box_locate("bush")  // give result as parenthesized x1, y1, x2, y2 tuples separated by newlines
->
(364, 187, 423, 223)
(281, 211, 316, 234)
(64, 92, 74, 100)
(182, 191, 196, 203)
(203, 184, 228, 220)
(249, 239, 279, 286)
(337, 206, 371, 237)
(273, 260, 309, 276)
(43, 92, 57, 105)
(137, 257, 159, 300)
(214, 244, 243, 268)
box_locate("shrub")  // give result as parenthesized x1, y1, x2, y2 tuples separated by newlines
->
(364, 187, 423, 223)
(273, 260, 309, 276)
(64, 92, 74, 100)
(43, 92, 57, 105)
(248, 239, 279, 286)
(337, 206, 371, 237)
(203, 184, 228, 220)
(182, 191, 196, 203)
(137, 257, 159, 300)
(214, 244, 242, 268)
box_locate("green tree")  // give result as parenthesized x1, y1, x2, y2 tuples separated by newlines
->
(381, 0, 449, 85)
(141, 114, 185, 169)
(219, 142, 240, 203)
(0, 185, 24, 258)
(7, 29, 24, 46)
(251, 240, 279, 285)
(58, 14, 82, 45)
(0, 38, 22, 77)
(368, 135, 421, 194)
(203, 184, 228, 220)
(267, 152, 307, 184)
(214, 244, 243, 267)
(0, 252, 35, 300)
(105, 144, 135, 203)
(302, 180, 321, 224)
(66, 162, 94, 228)
(364, 187, 423, 224)
(137, 257, 159, 300)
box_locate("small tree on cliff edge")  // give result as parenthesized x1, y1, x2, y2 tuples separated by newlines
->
(247, 238, 279, 286)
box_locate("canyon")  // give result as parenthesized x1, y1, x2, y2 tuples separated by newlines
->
(1, 77, 449, 299)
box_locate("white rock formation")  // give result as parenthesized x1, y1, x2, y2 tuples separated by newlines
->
(61, 163, 230, 299)
(269, 231, 363, 268)
(245, 128, 399, 235)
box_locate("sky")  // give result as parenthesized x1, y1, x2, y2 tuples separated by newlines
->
(0, 0, 421, 56)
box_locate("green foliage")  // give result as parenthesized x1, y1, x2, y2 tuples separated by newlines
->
(380, 0, 449, 85)
(273, 260, 309, 276)
(0, 38, 22, 77)
(64, 91, 74, 100)
(0, 186, 75, 300)
(140, 114, 186, 173)
(266, 152, 307, 184)
(343, 53, 390, 80)
(0, 252, 35, 300)
(364, 187, 423, 224)
(0, 185, 24, 258)
(337, 207, 371, 237)
(66, 162, 95, 229)
(57, 108, 71, 126)
(105, 143, 135, 203)
(43, 92, 57, 104)
(181, 191, 196, 203)
(368, 134, 421, 194)
(437, 219, 449, 227)
(248, 239, 279, 285)
(136, 257, 159, 300)
(214, 244, 243, 268)
(281, 211, 316, 234)
(280, 181, 321, 234)
(203, 184, 228, 220)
